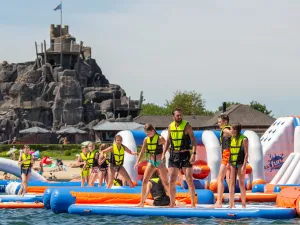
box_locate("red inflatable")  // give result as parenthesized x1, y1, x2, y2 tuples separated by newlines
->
(137, 160, 148, 175)
(41, 156, 52, 165)
(192, 160, 210, 179)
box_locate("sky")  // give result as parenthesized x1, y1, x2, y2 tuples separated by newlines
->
(1, 0, 300, 117)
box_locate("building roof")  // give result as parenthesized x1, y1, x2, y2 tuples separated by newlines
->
(134, 115, 212, 128)
(19, 126, 51, 134)
(56, 127, 87, 134)
(93, 121, 144, 131)
(201, 104, 276, 127)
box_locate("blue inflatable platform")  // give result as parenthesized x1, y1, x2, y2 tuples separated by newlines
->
(68, 204, 297, 219)
(0, 194, 43, 203)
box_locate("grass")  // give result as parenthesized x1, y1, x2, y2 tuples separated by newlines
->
(0, 146, 147, 161)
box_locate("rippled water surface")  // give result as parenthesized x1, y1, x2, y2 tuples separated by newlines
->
(0, 208, 299, 225)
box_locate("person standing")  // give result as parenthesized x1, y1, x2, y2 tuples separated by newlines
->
(134, 124, 168, 207)
(162, 108, 197, 208)
(213, 114, 232, 208)
(228, 123, 248, 208)
(18, 145, 34, 196)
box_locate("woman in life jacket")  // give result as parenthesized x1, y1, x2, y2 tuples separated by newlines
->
(97, 144, 110, 187)
(87, 142, 101, 186)
(18, 145, 34, 196)
(100, 135, 137, 189)
(228, 123, 248, 208)
(71, 145, 90, 187)
(134, 124, 169, 207)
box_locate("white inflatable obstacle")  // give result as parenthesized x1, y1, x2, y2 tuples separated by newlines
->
(0, 158, 46, 181)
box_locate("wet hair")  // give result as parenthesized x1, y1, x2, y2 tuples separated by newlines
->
(231, 123, 242, 137)
(144, 124, 155, 131)
(114, 135, 123, 141)
(100, 144, 109, 151)
(172, 107, 182, 116)
(218, 114, 229, 124)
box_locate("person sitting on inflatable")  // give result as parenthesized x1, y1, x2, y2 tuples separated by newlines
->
(134, 124, 169, 207)
(18, 145, 34, 196)
(143, 171, 185, 207)
(228, 123, 248, 208)
(100, 135, 137, 188)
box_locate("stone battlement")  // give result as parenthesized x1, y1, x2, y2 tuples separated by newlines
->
(50, 24, 69, 39)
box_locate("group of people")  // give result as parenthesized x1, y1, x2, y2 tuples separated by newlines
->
(17, 107, 248, 208)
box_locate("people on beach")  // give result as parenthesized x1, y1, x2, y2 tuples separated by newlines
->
(212, 114, 232, 208)
(18, 145, 34, 196)
(87, 142, 100, 186)
(100, 135, 138, 188)
(228, 123, 248, 208)
(135, 124, 169, 207)
(98, 144, 110, 187)
(162, 108, 197, 208)
(3, 172, 10, 180)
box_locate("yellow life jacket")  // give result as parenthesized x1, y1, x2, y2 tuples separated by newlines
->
(147, 134, 163, 155)
(80, 152, 89, 169)
(87, 150, 98, 167)
(21, 153, 32, 168)
(169, 120, 190, 151)
(113, 178, 122, 186)
(110, 144, 125, 166)
(230, 134, 246, 166)
(220, 125, 232, 144)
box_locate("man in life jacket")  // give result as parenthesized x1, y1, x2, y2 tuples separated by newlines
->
(213, 114, 232, 208)
(18, 145, 34, 196)
(162, 108, 197, 208)
(100, 135, 138, 189)
(71, 145, 90, 187)
(228, 123, 248, 208)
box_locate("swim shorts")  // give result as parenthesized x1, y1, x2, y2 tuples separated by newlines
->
(21, 168, 31, 175)
(148, 159, 162, 168)
(168, 151, 192, 169)
(221, 149, 230, 165)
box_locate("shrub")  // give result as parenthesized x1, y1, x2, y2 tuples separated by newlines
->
(64, 150, 72, 156)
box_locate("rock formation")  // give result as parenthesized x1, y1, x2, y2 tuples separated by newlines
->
(0, 25, 141, 143)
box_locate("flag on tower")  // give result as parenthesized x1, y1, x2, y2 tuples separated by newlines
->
(54, 3, 62, 11)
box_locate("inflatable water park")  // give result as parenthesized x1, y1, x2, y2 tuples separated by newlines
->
(0, 116, 300, 219)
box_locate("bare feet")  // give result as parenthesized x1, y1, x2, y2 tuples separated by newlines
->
(210, 203, 222, 208)
(136, 203, 144, 208)
(242, 205, 246, 208)
(169, 203, 176, 208)
(190, 204, 196, 208)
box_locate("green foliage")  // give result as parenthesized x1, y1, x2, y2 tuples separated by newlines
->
(64, 150, 72, 156)
(140, 103, 171, 115)
(249, 101, 273, 116)
(0, 144, 100, 153)
(218, 102, 240, 111)
(165, 90, 207, 115)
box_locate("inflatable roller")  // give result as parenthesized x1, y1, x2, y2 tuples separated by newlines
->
(68, 204, 297, 219)
(71, 191, 195, 205)
(216, 193, 277, 203)
(0, 194, 43, 203)
(50, 187, 214, 214)
(276, 187, 300, 216)
(0, 202, 44, 209)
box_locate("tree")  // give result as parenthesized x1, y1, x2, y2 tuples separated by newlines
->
(249, 101, 273, 116)
(165, 90, 209, 115)
(217, 102, 240, 111)
(140, 103, 170, 116)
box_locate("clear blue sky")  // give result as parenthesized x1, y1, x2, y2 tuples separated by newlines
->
(1, 0, 300, 118)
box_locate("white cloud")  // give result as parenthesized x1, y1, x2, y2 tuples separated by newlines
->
(1, 1, 300, 116)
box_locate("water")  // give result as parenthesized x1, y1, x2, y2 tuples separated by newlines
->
(0, 208, 299, 225)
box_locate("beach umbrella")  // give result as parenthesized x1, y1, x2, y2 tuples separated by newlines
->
(19, 126, 51, 143)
